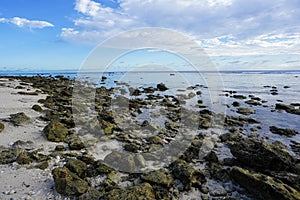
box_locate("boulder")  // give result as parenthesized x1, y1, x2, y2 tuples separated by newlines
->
(65, 159, 87, 178)
(32, 104, 43, 112)
(43, 121, 69, 142)
(231, 167, 300, 200)
(141, 169, 174, 188)
(52, 167, 89, 196)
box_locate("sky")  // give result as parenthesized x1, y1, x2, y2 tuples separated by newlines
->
(0, 0, 299, 71)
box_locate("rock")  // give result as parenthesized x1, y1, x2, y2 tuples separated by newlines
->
(34, 161, 49, 170)
(227, 137, 295, 172)
(148, 135, 163, 145)
(233, 95, 247, 99)
(236, 107, 256, 115)
(67, 135, 85, 150)
(78, 187, 103, 200)
(157, 83, 168, 91)
(199, 119, 211, 129)
(43, 121, 69, 142)
(104, 151, 136, 172)
(141, 169, 174, 188)
(32, 104, 43, 112)
(95, 160, 114, 174)
(275, 103, 300, 115)
(232, 101, 240, 107)
(170, 159, 205, 190)
(65, 159, 87, 178)
(134, 154, 146, 168)
(245, 99, 261, 106)
(10, 112, 31, 126)
(0, 146, 20, 164)
(269, 126, 299, 137)
(17, 150, 33, 164)
(55, 145, 66, 151)
(52, 167, 89, 196)
(108, 183, 156, 200)
(231, 167, 300, 200)
(0, 122, 4, 133)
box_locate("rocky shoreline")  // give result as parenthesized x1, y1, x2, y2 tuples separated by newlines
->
(0, 75, 299, 199)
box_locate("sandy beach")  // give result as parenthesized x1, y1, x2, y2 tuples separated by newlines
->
(0, 78, 62, 199)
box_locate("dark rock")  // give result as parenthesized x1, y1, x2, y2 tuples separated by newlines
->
(232, 101, 240, 107)
(55, 145, 66, 151)
(275, 103, 300, 115)
(10, 112, 31, 126)
(17, 91, 38, 95)
(78, 187, 102, 200)
(95, 160, 114, 174)
(52, 167, 89, 196)
(43, 121, 69, 142)
(141, 169, 174, 188)
(233, 95, 247, 99)
(157, 83, 168, 91)
(32, 104, 43, 112)
(270, 126, 299, 137)
(231, 167, 300, 200)
(34, 161, 49, 170)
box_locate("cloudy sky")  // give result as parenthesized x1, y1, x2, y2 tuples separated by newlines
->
(0, 0, 299, 71)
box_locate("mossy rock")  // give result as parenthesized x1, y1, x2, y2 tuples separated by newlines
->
(0, 146, 21, 164)
(32, 104, 43, 112)
(34, 161, 49, 170)
(231, 167, 300, 200)
(65, 159, 87, 178)
(95, 160, 114, 174)
(17, 150, 33, 164)
(141, 169, 174, 188)
(10, 112, 31, 126)
(43, 121, 69, 142)
(78, 187, 103, 200)
(67, 135, 85, 150)
(0, 122, 4, 133)
(52, 167, 89, 196)
(108, 183, 156, 200)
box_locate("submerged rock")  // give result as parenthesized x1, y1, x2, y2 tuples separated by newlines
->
(52, 167, 89, 196)
(10, 112, 31, 126)
(231, 167, 300, 200)
(43, 121, 69, 142)
(270, 126, 299, 137)
(236, 107, 256, 115)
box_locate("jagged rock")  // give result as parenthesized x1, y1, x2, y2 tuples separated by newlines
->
(66, 159, 87, 178)
(78, 187, 103, 200)
(231, 167, 300, 200)
(270, 126, 299, 137)
(0, 122, 4, 133)
(227, 137, 295, 172)
(52, 167, 89, 196)
(237, 107, 256, 115)
(32, 104, 43, 112)
(170, 159, 205, 190)
(10, 112, 31, 126)
(141, 169, 174, 188)
(43, 121, 69, 142)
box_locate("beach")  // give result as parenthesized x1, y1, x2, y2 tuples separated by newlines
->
(0, 73, 299, 199)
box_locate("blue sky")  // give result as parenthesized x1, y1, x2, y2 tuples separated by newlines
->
(0, 0, 299, 71)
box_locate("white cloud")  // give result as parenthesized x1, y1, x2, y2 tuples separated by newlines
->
(61, 0, 300, 57)
(0, 17, 54, 29)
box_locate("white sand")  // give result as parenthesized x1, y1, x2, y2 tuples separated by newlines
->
(0, 78, 64, 200)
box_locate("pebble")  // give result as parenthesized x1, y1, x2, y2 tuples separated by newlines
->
(3, 190, 17, 195)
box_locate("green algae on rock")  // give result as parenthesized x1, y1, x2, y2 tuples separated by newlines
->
(10, 112, 31, 126)
(43, 121, 69, 142)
